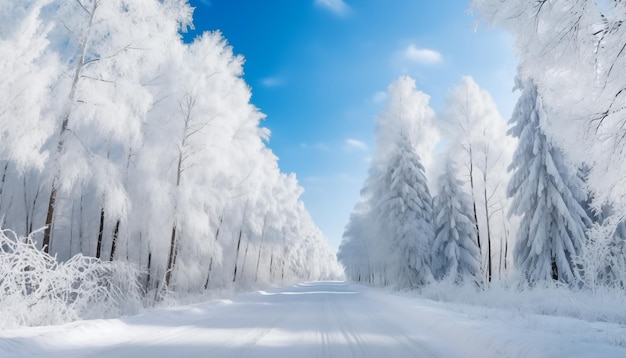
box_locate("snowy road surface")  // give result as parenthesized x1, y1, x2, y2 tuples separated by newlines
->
(1, 281, 625, 357)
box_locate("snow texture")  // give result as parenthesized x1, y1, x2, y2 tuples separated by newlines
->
(0, 281, 624, 358)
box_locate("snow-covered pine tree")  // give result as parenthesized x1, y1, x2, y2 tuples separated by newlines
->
(432, 159, 481, 284)
(338, 76, 438, 288)
(507, 77, 590, 284)
(374, 134, 434, 287)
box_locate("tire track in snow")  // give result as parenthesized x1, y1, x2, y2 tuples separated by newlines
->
(328, 290, 373, 358)
(370, 310, 442, 358)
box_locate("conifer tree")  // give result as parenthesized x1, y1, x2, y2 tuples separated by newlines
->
(432, 159, 481, 283)
(507, 78, 590, 284)
(375, 134, 434, 287)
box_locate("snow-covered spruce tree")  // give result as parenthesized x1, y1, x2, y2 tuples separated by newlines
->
(339, 76, 437, 288)
(507, 77, 590, 285)
(374, 134, 434, 287)
(432, 159, 481, 284)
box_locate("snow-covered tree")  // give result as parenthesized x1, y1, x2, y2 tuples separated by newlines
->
(339, 76, 437, 288)
(471, 0, 626, 234)
(374, 134, 434, 287)
(338, 203, 373, 283)
(0, 0, 341, 309)
(439, 76, 514, 282)
(432, 159, 481, 284)
(507, 77, 590, 284)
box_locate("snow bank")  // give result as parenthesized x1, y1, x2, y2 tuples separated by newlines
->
(418, 277, 626, 326)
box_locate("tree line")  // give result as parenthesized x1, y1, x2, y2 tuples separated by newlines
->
(0, 0, 341, 306)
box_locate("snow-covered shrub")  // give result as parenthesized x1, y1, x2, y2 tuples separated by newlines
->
(0, 229, 142, 328)
(419, 276, 626, 325)
(576, 217, 626, 292)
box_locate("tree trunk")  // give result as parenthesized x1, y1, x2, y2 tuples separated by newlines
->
(146, 250, 152, 290)
(110, 219, 120, 261)
(254, 215, 267, 282)
(23, 176, 30, 236)
(204, 215, 222, 290)
(255, 246, 263, 282)
(42, 186, 56, 253)
(240, 239, 250, 281)
(96, 207, 105, 259)
(0, 161, 8, 206)
(468, 145, 482, 252)
(504, 237, 508, 271)
(233, 228, 243, 283)
(164, 225, 177, 288)
(483, 172, 493, 283)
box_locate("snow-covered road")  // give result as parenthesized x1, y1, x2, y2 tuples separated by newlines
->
(1, 281, 625, 357)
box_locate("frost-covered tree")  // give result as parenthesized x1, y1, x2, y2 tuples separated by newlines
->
(0, 0, 341, 305)
(472, 0, 626, 233)
(374, 134, 434, 287)
(439, 76, 514, 282)
(0, 1, 57, 170)
(432, 159, 481, 284)
(0, 0, 342, 313)
(338, 203, 373, 283)
(507, 78, 590, 284)
(339, 76, 437, 288)
(34, 0, 193, 253)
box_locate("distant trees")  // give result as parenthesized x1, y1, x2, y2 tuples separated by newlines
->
(339, 76, 436, 288)
(339, 75, 514, 289)
(0, 0, 342, 308)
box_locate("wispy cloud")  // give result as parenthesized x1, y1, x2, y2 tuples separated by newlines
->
(372, 91, 387, 104)
(344, 138, 368, 152)
(260, 76, 285, 88)
(314, 0, 351, 17)
(300, 142, 331, 152)
(401, 44, 442, 65)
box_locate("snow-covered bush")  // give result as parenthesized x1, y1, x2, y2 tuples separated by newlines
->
(419, 277, 626, 325)
(0, 229, 142, 328)
(576, 218, 626, 292)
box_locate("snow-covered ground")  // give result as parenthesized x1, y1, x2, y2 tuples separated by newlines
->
(0, 281, 624, 357)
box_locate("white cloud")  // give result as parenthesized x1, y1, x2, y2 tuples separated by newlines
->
(314, 0, 350, 17)
(372, 91, 387, 104)
(344, 138, 368, 152)
(402, 44, 442, 65)
(260, 77, 284, 88)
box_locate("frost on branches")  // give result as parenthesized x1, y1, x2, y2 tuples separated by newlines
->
(507, 78, 590, 285)
(0, 229, 142, 329)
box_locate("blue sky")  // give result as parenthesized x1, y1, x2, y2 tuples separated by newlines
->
(186, 0, 518, 250)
